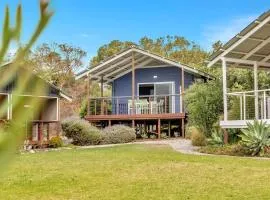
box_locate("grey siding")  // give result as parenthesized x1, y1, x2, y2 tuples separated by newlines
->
(0, 68, 59, 97)
(112, 66, 200, 113)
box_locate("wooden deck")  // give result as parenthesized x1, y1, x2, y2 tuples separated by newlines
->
(85, 113, 185, 121)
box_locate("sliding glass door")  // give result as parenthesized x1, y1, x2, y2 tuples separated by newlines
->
(138, 82, 175, 113)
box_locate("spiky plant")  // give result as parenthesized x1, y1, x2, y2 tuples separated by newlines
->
(239, 120, 270, 156)
(208, 128, 224, 146)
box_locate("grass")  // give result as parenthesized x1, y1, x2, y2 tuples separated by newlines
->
(1, 144, 270, 200)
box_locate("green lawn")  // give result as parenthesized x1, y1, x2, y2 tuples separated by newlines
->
(1, 144, 270, 200)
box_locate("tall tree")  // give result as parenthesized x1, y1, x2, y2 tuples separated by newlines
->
(29, 42, 86, 89)
(90, 36, 209, 72)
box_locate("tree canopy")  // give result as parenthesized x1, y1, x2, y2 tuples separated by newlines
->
(90, 36, 209, 72)
(26, 42, 86, 89)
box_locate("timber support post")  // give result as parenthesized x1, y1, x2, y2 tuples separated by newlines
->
(181, 118, 185, 138)
(101, 76, 104, 115)
(223, 129, 229, 144)
(157, 119, 161, 139)
(86, 74, 91, 116)
(168, 121, 171, 137)
(47, 123, 50, 141)
(132, 52, 135, 115)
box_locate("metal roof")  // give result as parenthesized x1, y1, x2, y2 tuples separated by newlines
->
(76, 46, 213, 83)
(208, 10, 270, 68)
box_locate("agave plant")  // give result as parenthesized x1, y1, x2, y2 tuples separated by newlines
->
(239, 120, 270, 156)
(208, 128, 224, 146)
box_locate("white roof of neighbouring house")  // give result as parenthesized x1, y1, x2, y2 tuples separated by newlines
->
(76, 46, 213, 83)
(208, 10, 270, 69)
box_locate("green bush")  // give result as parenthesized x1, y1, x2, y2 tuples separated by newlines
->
(160, 133, 168, 139)
(102, 125, 136, 144)
(150, 134, 157, 139)
(184, 80, 223, 137)
(199, 143, 248, 156)
(185, 125, 197, 139)
(48, 136, 63, 148)
(191, 128, 206, 146)
(61, 117, 102, 146)
(239, 120, 270, 156)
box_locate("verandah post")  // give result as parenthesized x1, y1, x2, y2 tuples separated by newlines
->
(86, 74, 91, 116)
(132, 51, 135, 115)
(254, 62, 259, 119)
(181, 65, 185, 137)
(101, 76, 104, 115)
(222, 57, 228, 121)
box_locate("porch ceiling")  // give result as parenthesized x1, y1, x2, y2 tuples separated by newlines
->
(76, 47, 212, 83)
(208, 10, 270, 69)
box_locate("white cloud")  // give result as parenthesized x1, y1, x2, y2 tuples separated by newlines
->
(80, 33, 90, 38)
(201, 14, 258, 50)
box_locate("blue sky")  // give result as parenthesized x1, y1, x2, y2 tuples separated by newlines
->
(1, 0, 270, 67)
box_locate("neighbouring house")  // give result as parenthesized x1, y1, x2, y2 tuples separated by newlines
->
(0, 63, 72, 145)
(208, 10, 270, 129)
(76, 46, 212, 138)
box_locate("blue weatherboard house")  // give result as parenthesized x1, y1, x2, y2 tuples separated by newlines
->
(77, 46, 212, 138)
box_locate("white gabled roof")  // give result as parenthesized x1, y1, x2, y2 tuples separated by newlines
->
(76, 46, 212, 83)
(208, 10, 270, 68)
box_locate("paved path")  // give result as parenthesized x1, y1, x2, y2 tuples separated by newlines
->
(135, 139, 203, 155)
(79, 139, 203, 155)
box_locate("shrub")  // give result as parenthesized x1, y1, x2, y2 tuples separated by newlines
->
(48, 136, 63, 148)
(239, 120, 270, 156)
(61, 117, 102, 146)
(190, 128, 206, 146)
(185, 125, 196, 139)
(150, 134, 157, 139)
(102, 125, 136, 144)
(160, 133, 168, 139)
(199, 143, 248, 156)
(184, 80, 223, 137)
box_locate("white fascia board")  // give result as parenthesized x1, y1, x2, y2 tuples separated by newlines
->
(60, 92, 72, 102)
(88, 48, 134, 75)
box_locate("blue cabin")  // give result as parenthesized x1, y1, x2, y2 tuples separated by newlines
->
(77, 47, 211, 137)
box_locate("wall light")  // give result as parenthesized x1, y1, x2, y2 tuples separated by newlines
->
(153, 75, 158, 79)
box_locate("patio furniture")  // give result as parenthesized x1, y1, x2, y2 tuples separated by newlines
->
(158, 99, 165, 114)
(128, 99, 149, 114)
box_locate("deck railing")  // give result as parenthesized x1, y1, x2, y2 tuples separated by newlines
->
(87, 94, 183, 116)
(227, 89, 270, 120)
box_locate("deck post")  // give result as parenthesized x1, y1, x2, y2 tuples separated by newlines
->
(223, 129, 229, 144)
(181, 65, 185, 113)
(157, 119, 161, 139)
(254, 62, 259, 119)
(132, 120, 135, 128)
(47, 123, 50, 141)
(222, 57, 228, 121)
(168, 121, 171, 137)
(144, 121, 147, 134)
(108, 120, 111, 127)
(181, 118, 185, 138)
(132, 52, 135, 115)
(38, 123, 43, 142)
(87, 75, 91, 116)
